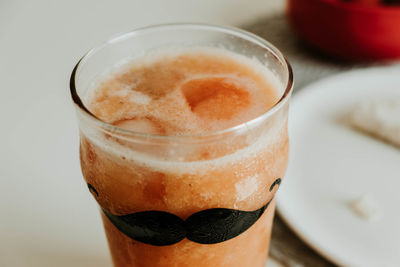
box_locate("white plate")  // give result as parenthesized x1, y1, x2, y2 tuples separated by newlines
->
(277, 65, 400, 267)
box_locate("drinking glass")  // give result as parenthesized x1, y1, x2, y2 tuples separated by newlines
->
(70, 23, 293, 267)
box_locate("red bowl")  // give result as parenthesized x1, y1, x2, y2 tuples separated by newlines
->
(287, 0, 400, 61)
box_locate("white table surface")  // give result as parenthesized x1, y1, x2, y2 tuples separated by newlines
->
(0, 1, 284, 266)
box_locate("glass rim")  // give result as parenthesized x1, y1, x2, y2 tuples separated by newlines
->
(70, 23, 294, 141)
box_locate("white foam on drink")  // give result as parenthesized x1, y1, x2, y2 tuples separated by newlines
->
(81, 47, 287, 174)
(108, 86, 151, 105)
(235, 174, 259, 202)
(129, 92, 152, 105)
(87, 47, 282, 129)
(80, 106, 287, 175)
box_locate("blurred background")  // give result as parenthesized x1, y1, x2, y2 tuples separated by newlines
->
(1, 0, 399, 266)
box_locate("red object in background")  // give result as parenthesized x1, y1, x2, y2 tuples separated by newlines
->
(287, 0, 400, 61)
(347, 0, 381, 5)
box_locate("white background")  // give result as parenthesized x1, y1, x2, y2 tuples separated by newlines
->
(0, 1, 284, 266)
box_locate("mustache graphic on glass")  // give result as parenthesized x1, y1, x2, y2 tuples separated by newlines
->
(70, 24, 293, 267)
(89, 178, 280, 246)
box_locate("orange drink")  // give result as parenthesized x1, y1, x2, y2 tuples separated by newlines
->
(70, 24, 293, 267)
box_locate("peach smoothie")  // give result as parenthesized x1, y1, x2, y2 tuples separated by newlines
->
(75, 45, 290, 267)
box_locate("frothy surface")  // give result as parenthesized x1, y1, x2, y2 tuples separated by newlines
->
(87, 48, 280, 135)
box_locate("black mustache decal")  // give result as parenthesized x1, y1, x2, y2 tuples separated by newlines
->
(102, 200, 271, 246)
(90, 178, 281, 246)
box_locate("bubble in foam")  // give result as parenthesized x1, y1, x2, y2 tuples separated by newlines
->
(235, 174, 259, 202)
(114, 117, 166, 135)
(129, 90, 152, 105)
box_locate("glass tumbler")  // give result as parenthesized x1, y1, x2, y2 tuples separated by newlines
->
(70, 23, 293, 267)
